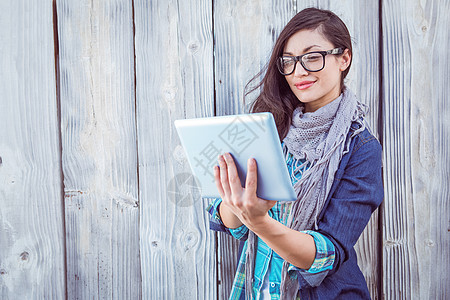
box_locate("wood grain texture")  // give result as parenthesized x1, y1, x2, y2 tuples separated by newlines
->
(382, 0, 449, 298)
(217, 232, 240, 300)
(2, 1, 448, 298)
(133, 0, 216, 298)
(213, 1, 295, 298)
(214, 0, 296, 116)
(56, 0, 140, 298)
(0, 0, 65, 298)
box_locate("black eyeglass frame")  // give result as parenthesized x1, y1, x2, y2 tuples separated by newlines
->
(277, 47, 344, 75)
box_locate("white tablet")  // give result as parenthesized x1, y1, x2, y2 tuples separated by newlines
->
(174, 112, 296, 202)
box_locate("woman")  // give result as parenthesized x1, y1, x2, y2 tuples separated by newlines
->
(207, 7, 383, 299)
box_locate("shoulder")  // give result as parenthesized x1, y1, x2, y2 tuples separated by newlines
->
(332, 121, 382, 182)
(348, 121, 381, 156)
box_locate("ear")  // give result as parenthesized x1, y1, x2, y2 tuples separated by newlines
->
(339, 48, 351, 72)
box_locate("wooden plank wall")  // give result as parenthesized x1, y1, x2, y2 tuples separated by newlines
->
(133, 0, 216, 299)
(382, 0, 449, 299)
(0, 0, 66, 298)
(1, 0, 449, 299)
(56, 0, 141, 298)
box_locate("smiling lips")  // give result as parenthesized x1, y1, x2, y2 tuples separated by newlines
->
(295, 80, 315, 90)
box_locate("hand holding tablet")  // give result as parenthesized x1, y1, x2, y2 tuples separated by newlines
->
(214, 152, 278, 228)
(174, 112, 296, 202)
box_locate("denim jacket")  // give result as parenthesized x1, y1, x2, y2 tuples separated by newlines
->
(209, 122, 384, 299)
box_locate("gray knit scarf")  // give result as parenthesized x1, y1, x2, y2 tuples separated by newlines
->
(244, 87, 367, 299)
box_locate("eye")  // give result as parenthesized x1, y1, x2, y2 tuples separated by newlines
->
(303, 53, 322, 62)
(281, 57, 295, 66)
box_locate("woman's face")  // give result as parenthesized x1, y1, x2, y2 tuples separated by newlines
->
(282, 28, 351, 112)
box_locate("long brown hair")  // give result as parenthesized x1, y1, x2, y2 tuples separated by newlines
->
(245, 8, 353, 140)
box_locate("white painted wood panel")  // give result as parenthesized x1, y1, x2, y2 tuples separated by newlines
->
(1, 0, 448, 298)
(214, 0, 296, 116)
(134, 0, 216, 298)
(382, 0, 449, 298)
(0, 0, 65, 298)
(56, 0, 140, 298)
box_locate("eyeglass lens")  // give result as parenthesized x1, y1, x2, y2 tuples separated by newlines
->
(280, 52, 324, 74)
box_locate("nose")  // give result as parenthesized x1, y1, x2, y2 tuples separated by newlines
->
(294, 61, 308, 77)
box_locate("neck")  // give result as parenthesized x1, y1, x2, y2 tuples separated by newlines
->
(304, 86, 343, 112)
(304, 93, 341, 113)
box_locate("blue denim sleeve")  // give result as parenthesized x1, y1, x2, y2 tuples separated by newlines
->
(297, 132, 383, 288)
(205, 197, 249, 240)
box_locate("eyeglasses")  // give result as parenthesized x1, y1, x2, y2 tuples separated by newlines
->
(277, 47, 344, 75)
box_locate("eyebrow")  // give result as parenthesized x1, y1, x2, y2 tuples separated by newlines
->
(283, 44, 322, 55)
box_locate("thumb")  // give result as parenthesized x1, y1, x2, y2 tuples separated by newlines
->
(244, 158, 258, 196)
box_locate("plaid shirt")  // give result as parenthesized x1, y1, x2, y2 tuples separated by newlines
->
(206, 146, 335, 299)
